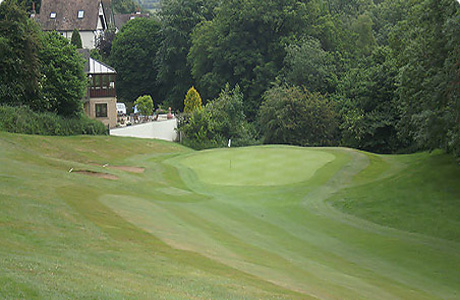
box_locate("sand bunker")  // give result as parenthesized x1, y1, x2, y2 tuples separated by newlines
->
(89, 163, 145, 173)
(90, 163, 145, 173)
(107, 166, 145, 173)
(73, 170, 119, 180)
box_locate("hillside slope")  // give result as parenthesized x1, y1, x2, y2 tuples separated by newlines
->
(1, 132, 459, 299)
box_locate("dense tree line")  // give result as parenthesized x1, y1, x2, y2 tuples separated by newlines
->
(1, 0, 87, 118)
(2, 0, 460, 155)
(121, 0, 455, 155)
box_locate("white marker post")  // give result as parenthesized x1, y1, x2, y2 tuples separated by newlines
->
(228, 139, 232, 170)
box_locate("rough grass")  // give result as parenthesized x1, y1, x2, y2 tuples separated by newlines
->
(1, 132, 459, 299)
(0, 105, 107, 136)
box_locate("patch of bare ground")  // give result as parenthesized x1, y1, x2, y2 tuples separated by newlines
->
(107, 166, 145, 173)
(73, 170, 119, 180)
(89, 163, 145, 173)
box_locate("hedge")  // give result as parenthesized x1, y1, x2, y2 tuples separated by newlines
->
(0, 105, 107, 136)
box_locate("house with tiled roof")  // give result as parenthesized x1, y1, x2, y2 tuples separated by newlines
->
(38, 0, 114, 49)
(114, 10, 150, 30)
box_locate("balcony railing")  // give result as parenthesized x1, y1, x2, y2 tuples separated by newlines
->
(89, 88, 116, 98)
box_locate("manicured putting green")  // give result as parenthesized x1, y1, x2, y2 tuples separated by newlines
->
(180, 146, 335, 186)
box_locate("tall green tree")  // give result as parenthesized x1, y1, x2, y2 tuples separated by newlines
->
(324, 0, 374, 17)
(283, 37, 336, 94)
(338, 46, 400, 153)
(110, 18, 161, 102)
(39, 31, 86, 117)
(70, 28, 82, 49)
(370, 0, 411, 46)
(392, 0, 460, 155)
(112, 0, 138, 13)
(0, 0, 42, 110)
(351, 14, 376, 56)
(188, 0, 310, 117)
(156, 0, 217, 111)
(207, 84, 255, 147)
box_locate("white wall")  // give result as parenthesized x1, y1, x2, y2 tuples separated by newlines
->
(80, 31, 96, 49)
(59, 30, 96, 49)
(110, 119, 178, 142)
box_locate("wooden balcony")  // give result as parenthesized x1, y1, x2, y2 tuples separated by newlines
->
(88, 74, 117, 98)
(89, 87, 116, 98)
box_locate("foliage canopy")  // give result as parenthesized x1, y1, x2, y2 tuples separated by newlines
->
(179, 84, 256, 149)
(3, 0, 460, 156)
(134, 95, 154, 116)
(258, 85, 338, 147)
(0, 0, 42, 110)
(39, 31, 86, 117)
(110, 18, 161, 103)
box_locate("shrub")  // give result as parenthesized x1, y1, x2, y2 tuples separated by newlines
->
(134, 95, 154, 116)
(177, 84, 258, 150)
(184, 87, 202, 113)
(71, 28, 82, 48)
(39, 31, 86, 117)
(0, 105, 106, 135)
(207, 84, 257, 147)
(177, 109, 218, 150)
(258, 85, 339, 146)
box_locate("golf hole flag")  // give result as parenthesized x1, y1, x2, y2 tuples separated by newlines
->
(228, 139, 231, 148)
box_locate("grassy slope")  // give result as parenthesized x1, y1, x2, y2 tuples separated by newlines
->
(0, 133, 304, 299)
(329, 151, 460, 241)
(1, 132, 459, 299)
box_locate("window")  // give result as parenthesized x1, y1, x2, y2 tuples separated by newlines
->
(93, 75, 101, 89)
(50, 12, 56, 19)
(102, 75, 109, 89)
(109, 74, 116, 88)
(78, 10, 84, 19)
(95, 103, 108, 118)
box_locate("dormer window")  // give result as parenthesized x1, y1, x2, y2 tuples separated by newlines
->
(50, 12, 56, 19)
(77, 10, 84, 19)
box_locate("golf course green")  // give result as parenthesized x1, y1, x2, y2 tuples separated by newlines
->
(1, 132, 459, 299)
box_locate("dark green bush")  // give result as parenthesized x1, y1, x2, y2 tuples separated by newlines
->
(177, 85, 258, 150)
(258, 85, 339, 147)
(0, 105, 107, 135)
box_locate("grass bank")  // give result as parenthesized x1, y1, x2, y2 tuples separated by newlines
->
(0, 105, 107, 136)
(1, 132, 459, 299)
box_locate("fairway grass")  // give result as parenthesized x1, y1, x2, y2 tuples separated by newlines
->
(1, 132, 460, 299)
